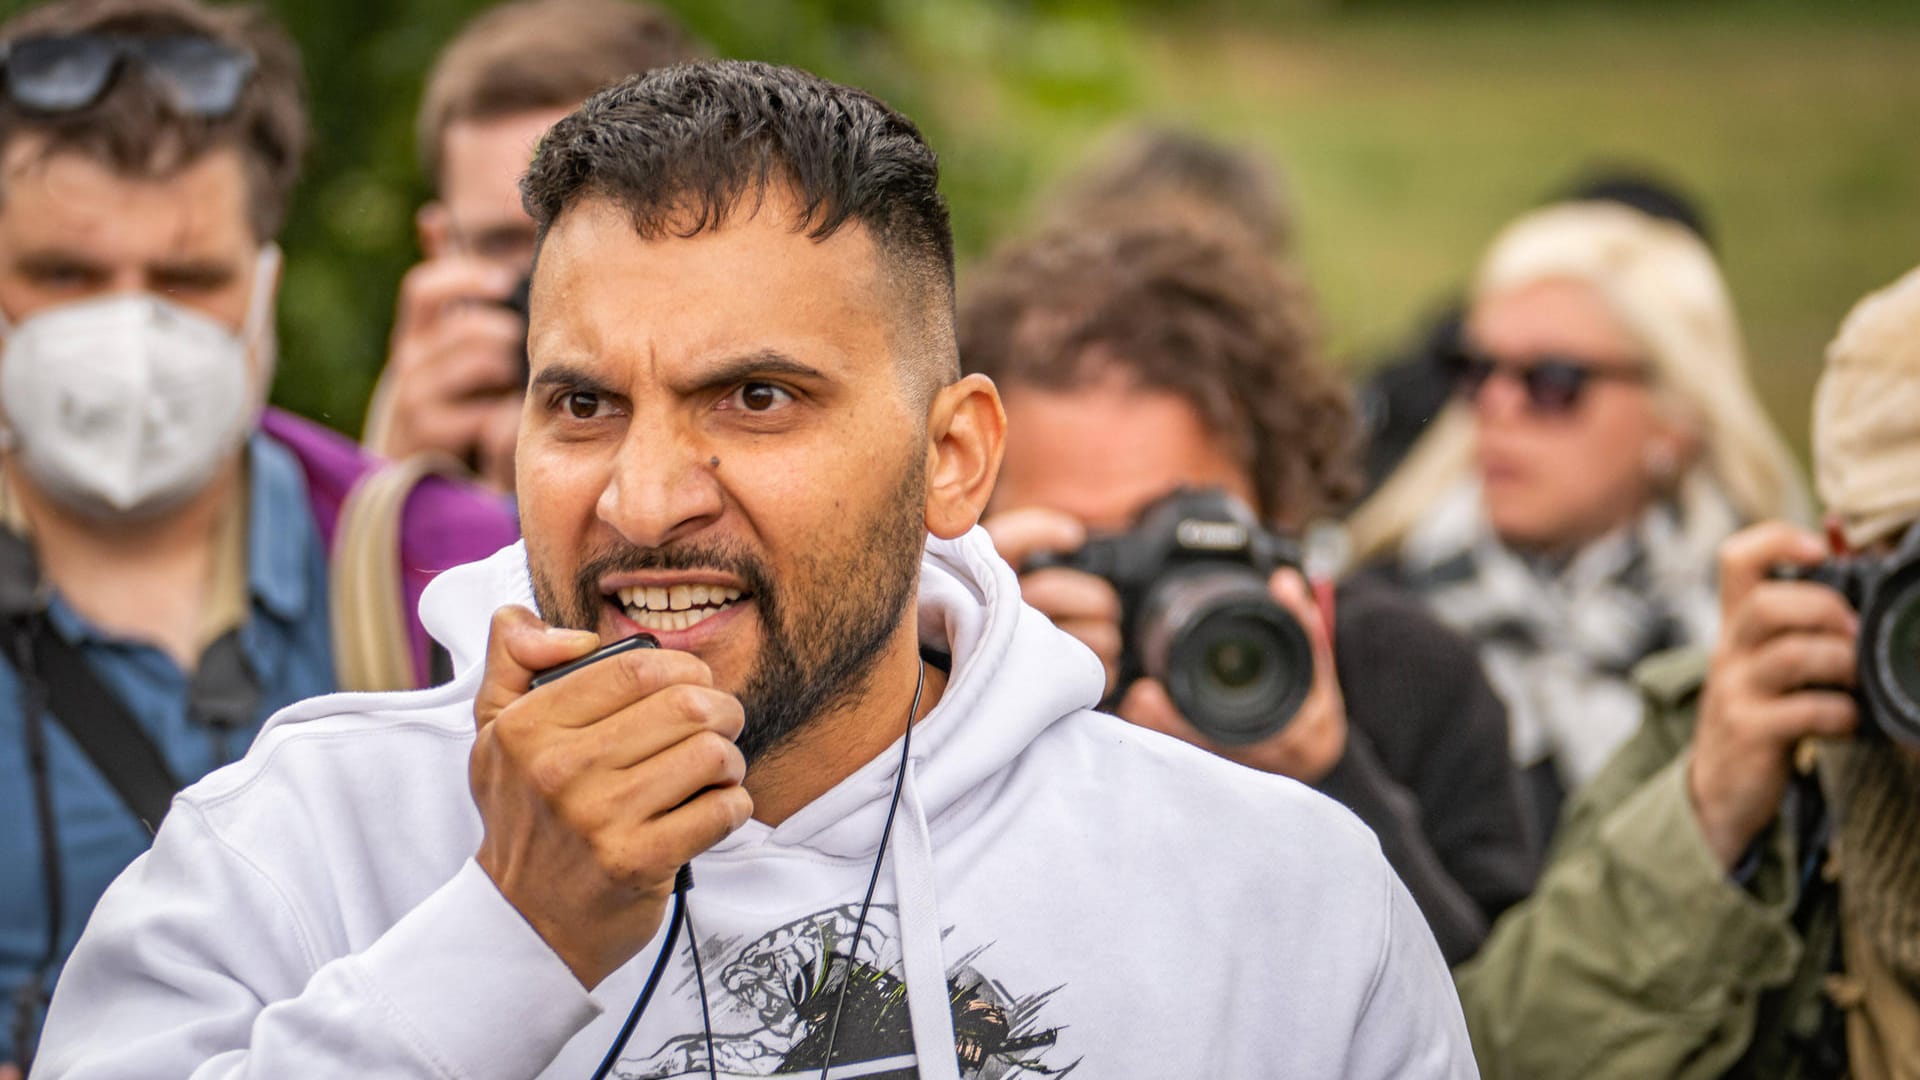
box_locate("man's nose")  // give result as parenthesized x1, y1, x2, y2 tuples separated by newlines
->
(596, 422, 724, 548)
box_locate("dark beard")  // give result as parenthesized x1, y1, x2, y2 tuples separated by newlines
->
(528, 461, 927, 768)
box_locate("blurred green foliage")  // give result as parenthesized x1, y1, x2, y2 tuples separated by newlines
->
(4, 0, 1916, 461)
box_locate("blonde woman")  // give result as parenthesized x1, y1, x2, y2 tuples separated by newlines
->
(1349, 201, 1806, 832)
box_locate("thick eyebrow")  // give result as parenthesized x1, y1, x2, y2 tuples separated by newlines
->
(529, 362, 623, 398)
(149, 257, 239, 289)
(14, 249, 109, 279)
(528, 351, 834, 400)
(684, 350, 832, 394)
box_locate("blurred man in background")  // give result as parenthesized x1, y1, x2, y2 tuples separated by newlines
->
(962, 217, 1538, 965)
(1459, 263, 1920, 1079)
(360, 0, 703, 491)
(0, 0, 514, 1071)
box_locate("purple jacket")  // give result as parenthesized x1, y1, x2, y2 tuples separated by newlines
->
(260, 408, 521, 684)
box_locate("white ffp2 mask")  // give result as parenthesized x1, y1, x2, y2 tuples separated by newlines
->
(0, 246, 279, 521)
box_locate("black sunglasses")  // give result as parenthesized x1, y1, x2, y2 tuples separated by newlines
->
(1443, 347, 1652, 416)
(0, 33, 254, 117)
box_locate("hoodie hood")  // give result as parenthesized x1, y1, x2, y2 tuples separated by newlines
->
(417, 527, 1107, 857)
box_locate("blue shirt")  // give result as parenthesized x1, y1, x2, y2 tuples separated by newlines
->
(0, 435, 335, 1065)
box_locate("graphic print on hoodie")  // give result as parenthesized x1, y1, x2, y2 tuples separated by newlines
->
(625, 904, 1071, 1078)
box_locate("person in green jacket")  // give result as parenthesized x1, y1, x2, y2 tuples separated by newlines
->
(1456, 264, 1920, 1079)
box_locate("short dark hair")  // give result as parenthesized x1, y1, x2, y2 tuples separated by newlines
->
(523, 59, 958, 389)
(0, 0, 307, 240)
(960, 223, 1360, 525)
(418, 0, 704, 190)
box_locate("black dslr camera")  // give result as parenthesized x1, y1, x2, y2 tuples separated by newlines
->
(1029, 488, 1314, 744)
(1775, 526, 1920, 748)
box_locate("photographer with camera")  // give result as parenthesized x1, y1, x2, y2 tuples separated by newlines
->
(963, 220, 1538, 965)
(360, 0, 702, 493)
(1458, 264, 1920, 1079)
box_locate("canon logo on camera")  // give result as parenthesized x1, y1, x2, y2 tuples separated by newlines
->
(1176, 518, 1249, 552)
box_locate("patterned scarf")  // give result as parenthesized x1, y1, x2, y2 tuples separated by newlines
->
(1395, 479, 1732, 790)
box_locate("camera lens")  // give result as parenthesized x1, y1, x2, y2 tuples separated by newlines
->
(1136, 567, 1314, 745)
(1206, 640, 1265, 691)
(1866, 565, 1920, 748)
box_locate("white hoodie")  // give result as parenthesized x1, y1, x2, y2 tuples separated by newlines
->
(37, 530, 1475, 1079)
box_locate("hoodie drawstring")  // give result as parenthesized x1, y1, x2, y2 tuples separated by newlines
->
(891, 756, 960, 1080)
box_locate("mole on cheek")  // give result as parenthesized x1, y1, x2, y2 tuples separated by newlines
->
(709, 456, 721, 469)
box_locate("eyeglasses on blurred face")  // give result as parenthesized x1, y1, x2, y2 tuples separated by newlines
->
(0, 33, 255, 118)
(1444, 346, 1652, 417)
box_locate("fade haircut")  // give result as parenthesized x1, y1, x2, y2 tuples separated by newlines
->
(960, 222, 1360, 525)
(521, 59, 960, 398)
(417, 0, 703, 191)
(0, 0, 307, 240)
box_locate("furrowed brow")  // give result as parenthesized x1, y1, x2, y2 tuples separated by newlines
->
(530, 362, 623, 399)
(687, 350, 831, 393)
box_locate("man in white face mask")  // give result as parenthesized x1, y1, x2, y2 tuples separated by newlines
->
(0, 1, 518, 1073)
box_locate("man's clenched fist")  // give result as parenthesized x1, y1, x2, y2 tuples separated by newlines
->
(470, 606, 753, 988)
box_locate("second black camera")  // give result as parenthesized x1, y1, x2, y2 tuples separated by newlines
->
(1028, 488, 1314, 745)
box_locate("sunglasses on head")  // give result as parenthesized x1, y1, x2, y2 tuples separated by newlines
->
(0, 33, 254, 117)
(1443, 346, 1652, 416)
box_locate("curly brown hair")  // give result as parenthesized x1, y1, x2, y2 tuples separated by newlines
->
(959, 222, 1359, 526)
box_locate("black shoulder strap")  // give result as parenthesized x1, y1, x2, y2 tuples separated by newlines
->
(4, 617, 182, 830)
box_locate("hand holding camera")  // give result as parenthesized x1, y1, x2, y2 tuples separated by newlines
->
(985, 507, 1122, 698)
(469, 606, 753, 989)
(1691, 524, 1861, 869)
(988, 488, 1347, 783)
(376, 254, 527, 486)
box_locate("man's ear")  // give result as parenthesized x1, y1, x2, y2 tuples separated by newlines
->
(924, 373, 1006, 541)
(417, 201, 452, 259)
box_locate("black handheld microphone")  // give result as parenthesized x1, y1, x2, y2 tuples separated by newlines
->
(529, 632, 659, 690)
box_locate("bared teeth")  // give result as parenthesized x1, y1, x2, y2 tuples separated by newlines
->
(615, 584, 746, 612)
(616, 586, 744, 633)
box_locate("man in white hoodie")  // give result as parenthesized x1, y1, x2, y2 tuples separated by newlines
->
(37, 60, 1475, 1079)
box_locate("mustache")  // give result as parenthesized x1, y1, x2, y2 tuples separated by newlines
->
(577, 538, 776, 598)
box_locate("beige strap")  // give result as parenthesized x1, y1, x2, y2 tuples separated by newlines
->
(329, 452, 467, 693)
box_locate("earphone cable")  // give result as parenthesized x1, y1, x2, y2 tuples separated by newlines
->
(685, 904, 718, 1080)
(587, 864, 694, 1080)
(817, 659, 924, 1079)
